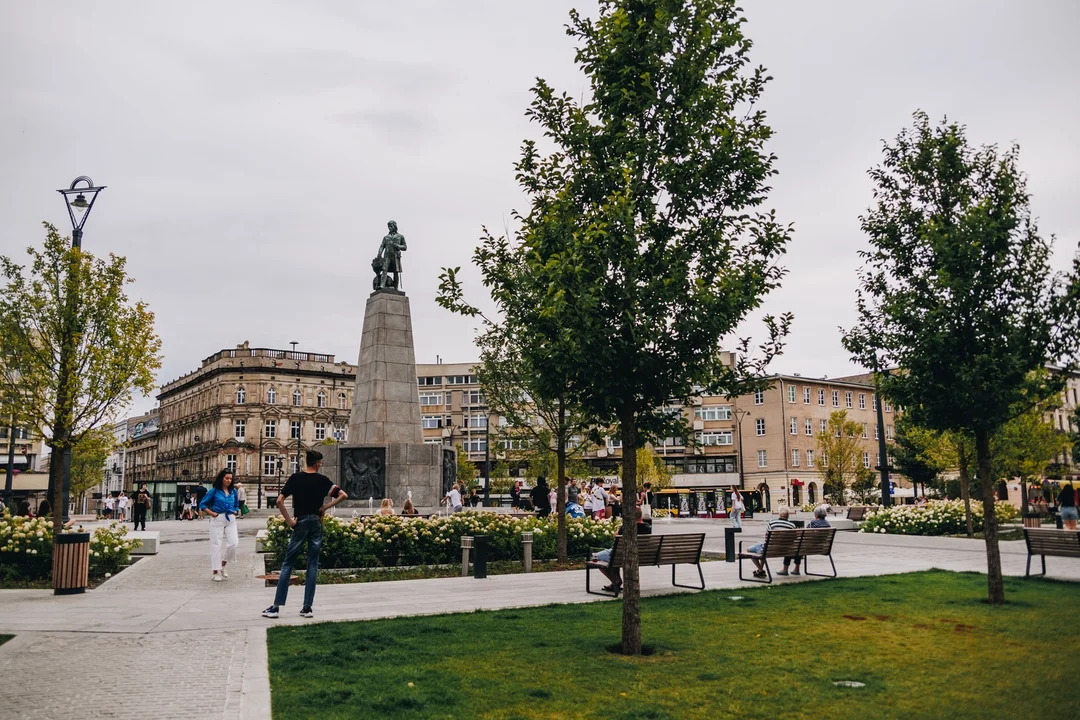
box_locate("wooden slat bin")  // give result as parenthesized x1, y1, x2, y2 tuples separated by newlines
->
(53, 532, 90, 595)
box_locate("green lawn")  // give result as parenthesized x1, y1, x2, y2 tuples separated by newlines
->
(267, 570, 1080, 720)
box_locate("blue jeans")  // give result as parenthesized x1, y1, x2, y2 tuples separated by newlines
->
(274, 516, 323, 607)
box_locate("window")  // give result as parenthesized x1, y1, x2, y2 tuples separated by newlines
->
(267, 387, 276, 405)
(419, 392, 442, 406)
(754, 390, 764, 405)
(886, 425, 894, 440)
(876, 452, 881, 468)
(791, 449, 800, 467)
(317, 391, 326, 408)
(607, 437, 623, 449)
(845, 391, 853, 408)
(697, 431, 733, 446)
(694, 406, 732, 421)
(835, 423, 841, 438)
(290, 455, 299, 474)
(264, 419, 277, 438)
(861, 422, 868, 439)
(885, 402, 893, 413)
(447, 375, 478, 385)
(790, 417, 798, 435)
(788, 386, 796, 403)
(422, 415, 444, 429)
(832, 390, 839, 407)
(874, 423, 879, 440)
(291, 420, 301, 440)
(468, 414, 487, 429)
(234, 419, 245, 439)
(819, 419, 827, 434)
(263, 456, 277, 476)
(818, 388, 825, 405)
(333, 424, 347, 441)
(821, 451, 828, 467)
(756, 418, 765, 436)
(807, 449, 815, 467)
(803, 387, 811, 404)
(466, 438, 487, 453)
(417, 376, 441, 386)
(235, 387, 245, 404)
(292, 389, 302, 406)
(757, 450, 767, 468)
(863, 452, 870, 469)
(338, 393, 347, 409)
(872, 394, 878, 411)
(315, 422, 326, 440)
(805, 418, 813, 436)
(226, 454, 237, 473)
(500, 438, 528, 450)
(464, 390, 485, 405)
(858, 393, 866, 410)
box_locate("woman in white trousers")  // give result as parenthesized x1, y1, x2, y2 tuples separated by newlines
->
(730, 488, 744, 529)
(199, 469, 240, 582)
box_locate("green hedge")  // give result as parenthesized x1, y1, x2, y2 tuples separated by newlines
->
(0, 513, 139, 581)
(859, 499, 1020, 536)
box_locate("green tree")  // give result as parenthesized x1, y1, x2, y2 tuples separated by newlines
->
(889, 415, 945, 499)
(844, 112, 1080, 604)
(460, 0, 791, 654)
(815, 411, 868, 505)
(69, 427, 117, 501)
(455, 450, 477, 488)
(637, 447, 672, 491)
(0, 224, 161, 532)
(991, 399, 1072, 507)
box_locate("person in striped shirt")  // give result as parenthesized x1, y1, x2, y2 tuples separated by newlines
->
(747, 507, 796, 578)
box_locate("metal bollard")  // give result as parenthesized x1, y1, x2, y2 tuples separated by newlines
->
(521, 531, 533, 573)
(461, 536, 473, 577)
(473, 535, 489, 579)
(724, 527, 741, 562)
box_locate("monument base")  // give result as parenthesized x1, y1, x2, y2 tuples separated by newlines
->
(318, 442, 455, 511)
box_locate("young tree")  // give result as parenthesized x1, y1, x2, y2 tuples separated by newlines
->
(991, 400, 1072, 508)
(815, 411, 868, 505)
(844, 113, 1080, 604)
(637, 447, 673, 491)
(890, 415, 946, 499)
(456, 452, 477, 487)
(476, 0, 791, 655)
(69, 427, 117, 502)
(0, 224, 161, 532)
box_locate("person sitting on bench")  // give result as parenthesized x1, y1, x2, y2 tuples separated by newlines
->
(592, 510, 651, 593)
(747, 507, 796, 578)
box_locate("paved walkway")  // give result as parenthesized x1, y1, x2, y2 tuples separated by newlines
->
(0, 517, 1077, 719)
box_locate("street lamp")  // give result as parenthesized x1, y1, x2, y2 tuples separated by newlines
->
(3, 369, 21, 507)
(733, 407, 749, 490)
(51, 176, 105, 524)
(874, 371, 892, 508)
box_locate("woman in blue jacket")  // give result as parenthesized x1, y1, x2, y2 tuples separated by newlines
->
(200, 469, 240, 582)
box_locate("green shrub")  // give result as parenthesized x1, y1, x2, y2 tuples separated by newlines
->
(859, 499, 1020, 536)
(0, 514, 139, 581)
(87, 522, 140, 577)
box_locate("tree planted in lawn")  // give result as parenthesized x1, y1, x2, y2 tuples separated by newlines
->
(844, 112, 1080, 603)
(816, 410, 872, 505)
(467, 0, 792, 654)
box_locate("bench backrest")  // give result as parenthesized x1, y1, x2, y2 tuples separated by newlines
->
(609, 535, 663, 567)
(761, 528, 837, 558)
(656, 533, 706, 566)
(847, 506, 868, 521)
(1024, 528, 1080, 557)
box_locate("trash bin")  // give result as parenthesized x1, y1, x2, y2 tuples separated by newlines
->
(1023, 514, 1042, 529)
(53, 532, 91, 595)
(792, 520, 805, 529)
(473, 535, 489, 579)
(724, 527, 741, 562)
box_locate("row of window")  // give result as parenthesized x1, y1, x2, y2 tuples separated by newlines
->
(236, 386, 347, 409)
(232, 419, 346, 442)
(417, 375, 479, 386)
(754, 449, 889, 469)
(694, 405, 731, 421)
(419, 391, 485, 406)
(421, 414, 489, 429)
(753, 385, 893, 413)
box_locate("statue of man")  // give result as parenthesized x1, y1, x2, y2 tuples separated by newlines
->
(375, 220, 407, 290)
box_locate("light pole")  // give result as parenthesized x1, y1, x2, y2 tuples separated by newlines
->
(51, 177, 105, 524)
(733, 407, 749, 490)
(3, 368, 21, 508)
(874, 372, 892, 508)
(483, 412, 492, 507)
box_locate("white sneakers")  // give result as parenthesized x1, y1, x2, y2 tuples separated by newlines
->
(212, 574, 224, 582)
(221, 567, 229, 579)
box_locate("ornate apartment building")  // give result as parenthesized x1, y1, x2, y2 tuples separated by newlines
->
(156, 343, 356, 506)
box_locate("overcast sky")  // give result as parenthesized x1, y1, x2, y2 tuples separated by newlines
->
(2, 0, 1078, 419)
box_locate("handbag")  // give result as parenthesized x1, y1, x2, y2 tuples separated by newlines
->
(241, 503, 250, 516)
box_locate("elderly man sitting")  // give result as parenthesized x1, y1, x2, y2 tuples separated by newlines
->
(747, 507, 796, 579)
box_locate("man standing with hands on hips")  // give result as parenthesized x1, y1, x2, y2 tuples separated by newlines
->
(262, 450, 348, 619)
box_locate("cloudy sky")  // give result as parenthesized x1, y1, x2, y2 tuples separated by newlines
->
(2, 0, 1077, 419)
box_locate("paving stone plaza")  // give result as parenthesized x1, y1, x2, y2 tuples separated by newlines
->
(0, 515, 1076, 719)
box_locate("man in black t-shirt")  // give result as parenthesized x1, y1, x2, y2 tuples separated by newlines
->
(262, 450, 348, 619)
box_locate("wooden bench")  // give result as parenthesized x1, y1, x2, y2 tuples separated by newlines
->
(737, 528, 837, 584)
(846, 506, 870, 522)
(1024, 528, 1080, 577)
(585, 533, 706, 597)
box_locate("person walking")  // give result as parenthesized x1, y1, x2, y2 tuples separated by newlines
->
(510, 481, 522, 509)
(133, 484, 150, 531)
(103, 494, 114, 520)
(262, 450, 347, 619)
(730, 488, 744, 530)
(235, 481, 249, 518)
(200, 470, 241, 582)
(591, 479, 608, 520)
(531, 476, 551, 518)
(444, 483, 464, 513)
(1058, 483, 1078, 530)
(117, 492, 130, 522)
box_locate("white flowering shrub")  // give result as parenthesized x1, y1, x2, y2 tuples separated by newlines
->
(859, 499, 1020, 536)
(265, 512, 619, 569)
(86, 522, 140, 577)
(0, 512, 53, 580)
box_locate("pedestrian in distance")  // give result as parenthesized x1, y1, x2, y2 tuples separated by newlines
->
(37, 499, 52, 517)
(531, 476, 551, 518)
(378, 498, 395, 516)
(263, 450, 348, 619)
(1058, 483, 1078, 530)
(591, 479, 608, 520)
(133, 483, 150, 531)
(510, 481, 522, 509)
(444, 483, 464, 513)
(16, 500, 32, 517)
(235, 480, 249, 517)
(201, 470, 241, 582)
(730, 488, 744, 530)
(103, 494, 114, 520)
(401, 499, 419, 516)
(117, 491, 129, 522)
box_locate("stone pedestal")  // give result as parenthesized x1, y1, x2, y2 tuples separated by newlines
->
(321, 290, 455, 512)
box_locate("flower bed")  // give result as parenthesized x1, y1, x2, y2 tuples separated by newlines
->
(0, 514, 140, 582)
(264, 512, 619, 569)
(859, 500, 1019, 536)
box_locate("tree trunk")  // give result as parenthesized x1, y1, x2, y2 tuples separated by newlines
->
(49, 439, 65, 534)
(975, 429, 1005, 605)
(957, 443, 974, 539)
(556, 398, 567, 563)
(619, 409, 641, 655)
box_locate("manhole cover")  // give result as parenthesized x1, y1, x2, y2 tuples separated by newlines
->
(833, 681, 866, 688)
(728, 596, 745, 601)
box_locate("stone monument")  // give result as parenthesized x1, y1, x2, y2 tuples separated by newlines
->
(319, 221, 456, 511)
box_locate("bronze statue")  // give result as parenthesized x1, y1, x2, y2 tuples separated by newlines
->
(372, 220, 407, 291)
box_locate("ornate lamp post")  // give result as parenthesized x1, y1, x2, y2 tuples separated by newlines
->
(3, 369, 21, 507)
(50, 177, 106, 523)
(733, 407, 749, 490)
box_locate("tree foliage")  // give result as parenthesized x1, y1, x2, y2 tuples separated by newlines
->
(69, 427, 117, 499)
(815, 411, 871, 505)
(636, 446, 673, 490)
(843, 112, 1080, 603)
